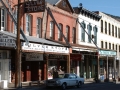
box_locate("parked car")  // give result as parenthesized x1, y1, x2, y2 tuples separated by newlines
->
(45, 73, 84, 90)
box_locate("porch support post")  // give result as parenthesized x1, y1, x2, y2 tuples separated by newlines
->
(97, 52, 100, 81)
(67, 54, 70, 73)
(77, 61, 80, 76)
(106, 56, 109, 81)
(44, 53, 48, 80)
(114, 56, 116, 80)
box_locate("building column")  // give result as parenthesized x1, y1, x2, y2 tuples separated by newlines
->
(86, 56, 89, 79)
(91, 60, 94, 78)
(118, 60, 120, 80)
(114, 56, 116, 80)
(97, 53, 100, 80)
(67, 54, 70, 73)
(77, 61, 80, 76)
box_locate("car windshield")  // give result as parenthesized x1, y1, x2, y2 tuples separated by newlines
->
(58, 74, 69, 78)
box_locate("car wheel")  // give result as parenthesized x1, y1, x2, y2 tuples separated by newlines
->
(77, 81, 82, 88)
(61, 83, 66, 90)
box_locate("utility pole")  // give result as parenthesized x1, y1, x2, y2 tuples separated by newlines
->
(15, 0, 21, 88)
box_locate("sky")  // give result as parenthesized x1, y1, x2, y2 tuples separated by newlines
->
(69, 0, 120, 16)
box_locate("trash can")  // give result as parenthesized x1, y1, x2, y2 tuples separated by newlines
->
(1, 80, 8, 89)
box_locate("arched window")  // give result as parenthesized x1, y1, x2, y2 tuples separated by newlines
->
(93, 25, 98, 44)
(87, 23, 92, 43)
(58, 23, 63, 41)
(81, 21, 86, 42)
(72, 27, 76, 43)
(26, 14, 32, 36)
(50, 21, 54, 39)
(66, 25, 70, 42)
(36, 17, 42, 38)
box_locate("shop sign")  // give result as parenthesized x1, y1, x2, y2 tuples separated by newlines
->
(22, 42, 69, 53)
(99, 50, 116, 56)
(24, 0, 45, 13)
(26, 53, 43, 61)
(0, 33, 16, 47)
(49, 54, 66, 59)
(70, 54, 81, 60)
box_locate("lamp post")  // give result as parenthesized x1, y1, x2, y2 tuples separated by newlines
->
(15, 0, 21, 88)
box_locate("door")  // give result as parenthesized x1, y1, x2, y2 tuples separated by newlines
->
(0, 60, 2, 82)
(0, 59, 9, 82)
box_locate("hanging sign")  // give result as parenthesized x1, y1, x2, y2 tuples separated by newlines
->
(24, 0, 45, 13)
(0, 33, 16, 47)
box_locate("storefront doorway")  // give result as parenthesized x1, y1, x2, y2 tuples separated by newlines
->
(0, 59, 10, 82)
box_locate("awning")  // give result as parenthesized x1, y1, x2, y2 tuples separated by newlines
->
(70, 53, 82, 61)
(0, 31, 63, 46)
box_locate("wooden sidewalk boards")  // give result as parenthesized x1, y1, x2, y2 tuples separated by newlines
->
(0, 81, 45, 90)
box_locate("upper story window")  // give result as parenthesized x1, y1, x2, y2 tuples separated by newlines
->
(50, 21, 54, 39)
(109, 43, 111, 49)
(13, 7, 17, 34)
(87, 24, 92, 43)
(116, 44, 117, 50)
(62, 0, 67, 7)
(36, 18, 42, 38)
(105, 42, 107, 49)
(26, 14, 32, 36)
(119, 45, 120, 52)
(101, 41, 103, 48)
(93, 26, 98, 44)
(112, 44, 114, 50)
(112, 25, 114, 36)
(66, 25, 70, 42)
(101, 20, 103, 33)
(105, 21, 107, 34)
(109, 23, 111, 35)
(1, 8, 6, 31)
(115, 26, 117, 38)
(58, 23, 63, 41)
(81, 21, 86, 42)
(72, 27, 76, 44)
(118, 28, 120, 38)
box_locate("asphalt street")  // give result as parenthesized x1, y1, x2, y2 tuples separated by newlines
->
(41, 82, 120, 90)
(4, 82, 120, 90)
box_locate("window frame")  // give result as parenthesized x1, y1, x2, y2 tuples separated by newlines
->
(50, 21, 54, 39)
(88, 24, 92, 43)
(1, 8, 6, 31)
(58, 23, 62, 41)
(66, 25, 70, 42)
(81, 21, 86, 42)
(26, 14, 32, 36)
(36, 17, 42, 38)
(93, 26, 98, 44)
(72, 27, 76, 44)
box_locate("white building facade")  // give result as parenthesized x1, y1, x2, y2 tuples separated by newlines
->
(96, 11, 120, 81)
(73, 5, 101, 79)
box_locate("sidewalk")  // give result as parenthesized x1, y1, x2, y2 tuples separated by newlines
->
(1, 81, 45, 90)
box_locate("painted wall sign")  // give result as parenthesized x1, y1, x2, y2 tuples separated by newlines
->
(22, 42, 69, 53)
(0, 33, 16, 47)
(24, 0, 45, 13)
(99, 50, 116, 56)
(26, 53, 43, 61)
